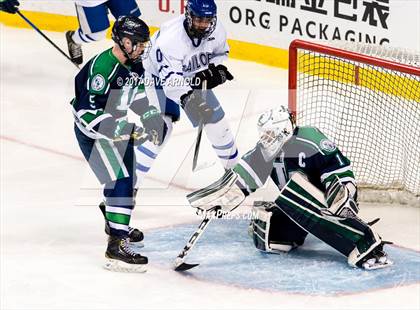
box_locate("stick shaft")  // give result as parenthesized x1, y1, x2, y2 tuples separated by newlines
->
(192, 121, 203, 171)
(192, 80, 207, 172)
(176, 216, 212, 261)
(17, 11, 80, 69)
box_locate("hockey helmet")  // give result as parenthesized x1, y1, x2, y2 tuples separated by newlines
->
(185, 0, 217, 40)
(112, 15, 151, 63)
(257, 106, 295, 154)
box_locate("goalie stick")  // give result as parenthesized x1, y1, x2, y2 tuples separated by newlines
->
(173, 207, 219, 272)
(192, 80, 207, 172)
(174, 170, 240, 271)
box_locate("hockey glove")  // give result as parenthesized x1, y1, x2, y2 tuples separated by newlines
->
(192, 63, 234, 90)
(0, 0, 19, 14)
(181, 90, 213, 124)
(187, 169, 245, 215)
(140, 106, 167, 146)
(325, 176, 359, 218)
(113, 122, 157, 146)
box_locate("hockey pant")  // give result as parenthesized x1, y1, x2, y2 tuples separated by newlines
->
(274, 174, 379, 260)
(73, 0, 141, 44)
(74, 125, 136, 237)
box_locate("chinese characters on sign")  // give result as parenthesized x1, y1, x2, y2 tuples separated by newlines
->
(255, 0, 389, 29)
(228, 0, 391, 44)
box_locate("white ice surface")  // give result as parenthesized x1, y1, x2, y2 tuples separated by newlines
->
(1, 26, 419, 309)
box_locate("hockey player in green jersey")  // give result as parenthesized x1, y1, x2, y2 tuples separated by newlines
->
(187, 106, 392, 270)
(72, 16, 167, 272)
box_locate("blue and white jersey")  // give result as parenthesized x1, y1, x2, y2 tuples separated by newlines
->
(74, 0, 107, 7)
(143, 15, 229, 104)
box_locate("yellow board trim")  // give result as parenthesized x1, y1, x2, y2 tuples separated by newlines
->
(298, 53, 420, 102)
(0, 10, 289, 69)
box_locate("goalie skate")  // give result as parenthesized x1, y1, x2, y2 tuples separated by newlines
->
(352, 241, 394, 270)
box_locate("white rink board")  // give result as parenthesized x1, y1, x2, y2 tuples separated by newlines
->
(18, 0, 420, 50)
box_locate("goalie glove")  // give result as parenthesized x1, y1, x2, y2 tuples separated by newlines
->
(186, 169, 245, 215)
(325, 175, 359, 218)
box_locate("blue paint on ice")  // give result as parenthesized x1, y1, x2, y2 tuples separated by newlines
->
(140, 219, 420, 296)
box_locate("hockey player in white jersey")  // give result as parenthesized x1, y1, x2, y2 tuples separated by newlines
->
(136, 0, 239, 183)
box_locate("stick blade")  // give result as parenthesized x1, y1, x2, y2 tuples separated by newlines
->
(174, 262, 200, 272)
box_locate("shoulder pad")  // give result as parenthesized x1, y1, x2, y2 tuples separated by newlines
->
(295, 126, 338, 155)
(88, 50, 120, 95)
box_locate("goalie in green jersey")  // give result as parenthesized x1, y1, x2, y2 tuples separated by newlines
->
(187, 106, 393, 270)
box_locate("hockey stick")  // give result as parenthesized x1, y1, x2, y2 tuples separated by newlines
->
(17, 11, 80, 69)
(192, 80, 207, 172)
(113, 129, 158, 145)
(173, 207, 219, 272)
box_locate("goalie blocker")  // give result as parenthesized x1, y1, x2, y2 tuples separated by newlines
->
(187, 169, 246, 216)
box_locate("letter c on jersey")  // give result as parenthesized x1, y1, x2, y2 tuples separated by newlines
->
(299, 152, 306, 168)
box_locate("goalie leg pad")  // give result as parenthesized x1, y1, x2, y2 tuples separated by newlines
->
(251, 201, 307, 253)
(276, 173, 391, 268)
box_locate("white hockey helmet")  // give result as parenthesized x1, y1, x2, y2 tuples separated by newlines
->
(257, 106, 295, 153)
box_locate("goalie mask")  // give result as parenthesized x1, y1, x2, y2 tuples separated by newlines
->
(257, 106, 295, 157)
(185, 0, 217, 40)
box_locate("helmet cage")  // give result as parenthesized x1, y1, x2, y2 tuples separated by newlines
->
(257, 108, 295, 152)
(185, 3, 217, 40)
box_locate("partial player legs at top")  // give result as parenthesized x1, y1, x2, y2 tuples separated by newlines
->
(66, 0, 141, 65)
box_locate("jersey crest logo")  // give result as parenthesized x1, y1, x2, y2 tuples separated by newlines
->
(91, 74, 106, 92)
(320, 139, 337, 152)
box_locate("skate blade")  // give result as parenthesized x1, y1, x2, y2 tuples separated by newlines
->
(104, 258, 147, 273)
(362, 259, 394, 270)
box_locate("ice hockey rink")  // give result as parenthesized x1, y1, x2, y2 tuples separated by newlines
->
(1, 25, 419, 310)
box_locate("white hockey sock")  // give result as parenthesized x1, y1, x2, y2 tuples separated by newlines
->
(72, 29, 107, 44)
(204, 118, 239, 169)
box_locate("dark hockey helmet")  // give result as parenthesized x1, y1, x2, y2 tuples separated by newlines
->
(185, 0, 217, 40)
(112, 15, 151, 63)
